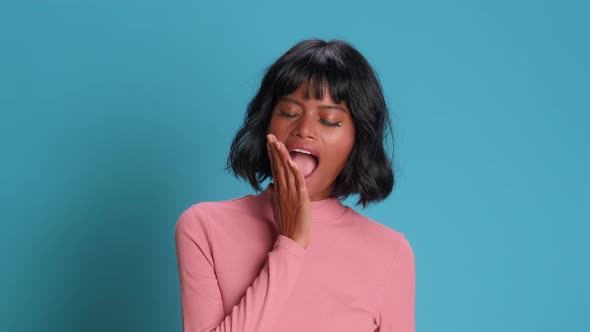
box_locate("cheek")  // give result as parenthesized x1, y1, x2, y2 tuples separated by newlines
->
(267, 118, 277, 132)
(267, 119, 290, 138)
(340, 132, 355, 165)
(335, 127, 355, 151)
(323, 134, 355, 170)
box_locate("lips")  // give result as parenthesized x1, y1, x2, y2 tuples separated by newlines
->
(286, 143, 320, 162)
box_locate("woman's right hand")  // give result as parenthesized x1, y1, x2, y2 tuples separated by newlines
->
(266, 133, 312, 249)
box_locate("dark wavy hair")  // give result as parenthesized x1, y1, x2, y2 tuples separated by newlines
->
(225, 39, 395, 208)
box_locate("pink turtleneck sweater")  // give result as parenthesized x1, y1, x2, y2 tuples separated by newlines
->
(174, 184, 415, 332)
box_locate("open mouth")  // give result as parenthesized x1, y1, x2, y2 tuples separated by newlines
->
(289, 151, 319, 180)
(304, 158, 319, 180)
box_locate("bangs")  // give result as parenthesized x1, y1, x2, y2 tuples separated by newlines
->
(270, 53, 351, 106)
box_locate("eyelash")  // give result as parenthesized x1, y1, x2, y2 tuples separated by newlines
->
(278, 111, 342, 127)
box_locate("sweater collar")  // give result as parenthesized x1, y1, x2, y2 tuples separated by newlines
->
(257, 183, 349, 223)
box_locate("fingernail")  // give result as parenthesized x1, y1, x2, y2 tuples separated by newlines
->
(275, 141, 281, 150)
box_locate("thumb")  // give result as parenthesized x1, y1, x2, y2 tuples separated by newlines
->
(268, 183, 278, 210)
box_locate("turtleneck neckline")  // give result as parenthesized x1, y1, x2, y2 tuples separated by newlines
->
(256, 183, 350, 224)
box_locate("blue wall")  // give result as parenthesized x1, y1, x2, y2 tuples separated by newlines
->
(1, 1, 588, 331)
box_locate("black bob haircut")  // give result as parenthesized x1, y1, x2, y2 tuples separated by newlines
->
(225, 39, 395, 208)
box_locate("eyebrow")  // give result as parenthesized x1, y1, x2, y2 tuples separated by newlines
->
(279, 96, 348, 113)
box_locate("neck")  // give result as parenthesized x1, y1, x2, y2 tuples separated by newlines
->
(307, 181, 334, 202)
(258, 183, 349, 223)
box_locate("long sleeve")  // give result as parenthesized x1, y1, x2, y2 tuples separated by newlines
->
(377, 235, 416, 332)
(174, 204, 307, 332)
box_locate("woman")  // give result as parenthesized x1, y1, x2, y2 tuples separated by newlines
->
(175, 39, 415, 332)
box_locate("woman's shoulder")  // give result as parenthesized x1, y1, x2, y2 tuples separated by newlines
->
(196, 191, 263, 216)
(175, 192, 260, 231)
(346, 208, 411, 251)
(191, 192, 253, 212)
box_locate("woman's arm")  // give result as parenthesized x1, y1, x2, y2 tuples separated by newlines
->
(377, 235, 416, 332)
(174, 204, 307, 332)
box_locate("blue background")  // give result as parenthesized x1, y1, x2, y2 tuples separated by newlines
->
(1, 1, 588, 331)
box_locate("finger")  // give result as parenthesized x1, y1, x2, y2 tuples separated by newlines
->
(268, 182, 277, 212)
(267, 135, 281, 193)
(272, 140, 287, 197)
(275, 140, 297, 199)
(268, 183, 281, 229)
(267, 136, 282, 199)
(266, 139, 277, 185)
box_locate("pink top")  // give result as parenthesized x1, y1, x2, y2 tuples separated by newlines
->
(174, 184, 415, 332)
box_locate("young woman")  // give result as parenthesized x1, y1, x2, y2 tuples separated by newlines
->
(175, 39, 415, 332)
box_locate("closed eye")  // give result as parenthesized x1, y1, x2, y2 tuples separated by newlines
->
(278, 111, 342, 127)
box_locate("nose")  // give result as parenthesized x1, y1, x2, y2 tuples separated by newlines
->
(292, 112, 317, 140)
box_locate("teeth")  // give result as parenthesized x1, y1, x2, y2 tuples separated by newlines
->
(291, 149, 312, 156)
